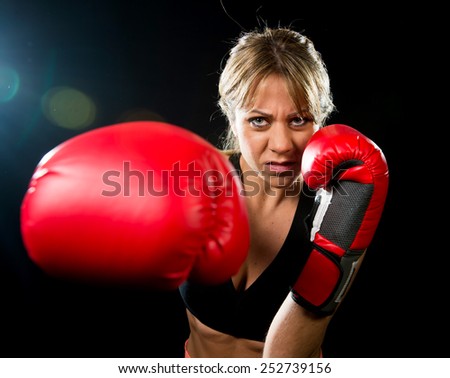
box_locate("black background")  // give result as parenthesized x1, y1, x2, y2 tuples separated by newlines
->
(0, 0, 444, 357)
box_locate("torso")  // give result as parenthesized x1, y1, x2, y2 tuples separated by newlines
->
(181, 153, 313, 357)
(185, 193, 299, 357)
(185, 311, 265, 357)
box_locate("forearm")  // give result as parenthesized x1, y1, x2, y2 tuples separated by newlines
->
(263, 294, 332, 358)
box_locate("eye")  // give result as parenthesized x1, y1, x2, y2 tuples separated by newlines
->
(248, 117, 269, 128)
(290, 116, 309, 127)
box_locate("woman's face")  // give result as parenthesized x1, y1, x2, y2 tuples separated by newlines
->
(233, 74, 319, 192)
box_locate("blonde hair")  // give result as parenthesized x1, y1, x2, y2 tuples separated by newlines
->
(218, 27, 335, 151)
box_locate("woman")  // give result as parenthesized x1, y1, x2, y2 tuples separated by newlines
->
(180, 27, 341, 358)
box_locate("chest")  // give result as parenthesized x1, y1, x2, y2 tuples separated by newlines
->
(232, 197, 299, 291)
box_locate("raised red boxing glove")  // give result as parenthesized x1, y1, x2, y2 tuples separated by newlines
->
(20, 121, 250, 290)
(291, 124, 389, 315)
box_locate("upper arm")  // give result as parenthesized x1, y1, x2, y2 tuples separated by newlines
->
(263, 251, 366, 357)
(263, 294, 331, 357)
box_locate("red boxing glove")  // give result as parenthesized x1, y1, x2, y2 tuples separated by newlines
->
(291, 124, 389, 315)
(20, 121, 249, 290)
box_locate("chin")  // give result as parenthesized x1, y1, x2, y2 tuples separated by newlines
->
(266, 175, 301, 193)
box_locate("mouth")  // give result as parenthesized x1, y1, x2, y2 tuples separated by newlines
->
(264, 161, 298, 174)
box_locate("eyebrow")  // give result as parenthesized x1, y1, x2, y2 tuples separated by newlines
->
(247, 109, 271, 116)
(248, 109, 306, 117)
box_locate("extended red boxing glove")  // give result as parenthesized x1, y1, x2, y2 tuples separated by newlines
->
(20, 121, 250, 290)
(291, 124, 389, 315)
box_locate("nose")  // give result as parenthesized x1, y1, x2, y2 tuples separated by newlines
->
(268, 124, 294, 154)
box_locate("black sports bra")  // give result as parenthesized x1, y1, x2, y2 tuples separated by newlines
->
(179, 153, 314, 341)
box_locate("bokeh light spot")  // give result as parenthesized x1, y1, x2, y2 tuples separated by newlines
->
(0, 65, 20, 103)
(117, 108, 166, 123)
(41, 86, 96, 130)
